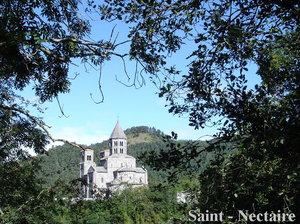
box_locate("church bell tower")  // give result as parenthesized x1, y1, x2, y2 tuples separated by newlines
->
(109, 121, 127, 155)
(79, 149, 94, 178)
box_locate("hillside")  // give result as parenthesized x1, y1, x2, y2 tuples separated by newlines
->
(35, 126, 215, 188)
(35, 126, 168, 187)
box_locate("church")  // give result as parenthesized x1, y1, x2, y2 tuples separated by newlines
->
(79, 121, 148, 198)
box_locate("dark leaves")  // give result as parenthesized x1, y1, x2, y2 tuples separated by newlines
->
(100, 0, 300, 217)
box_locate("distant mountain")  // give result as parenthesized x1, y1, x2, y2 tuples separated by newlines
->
(35, 126, 219, 188)
(35, 126, 168, 187)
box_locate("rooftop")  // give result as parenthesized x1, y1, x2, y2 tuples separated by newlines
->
(110, 121, 127, 139)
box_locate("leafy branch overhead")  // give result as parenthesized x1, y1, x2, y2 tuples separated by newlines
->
(96, 0, 300, 218)
(0, 0, 149, 153)
(1, 1, 133, 102)
(1, 0, 300, 221)
(98, 0, 300, 150)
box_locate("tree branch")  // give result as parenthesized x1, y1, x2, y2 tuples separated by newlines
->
(90, 64, 105, 104)
(0, 104, 86, 150)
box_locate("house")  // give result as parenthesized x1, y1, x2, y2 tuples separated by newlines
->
(79, 121, 148, 198)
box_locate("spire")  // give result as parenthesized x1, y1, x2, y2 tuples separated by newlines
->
(110, 121, 127, 139)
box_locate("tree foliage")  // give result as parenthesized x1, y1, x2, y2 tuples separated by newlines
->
(0, 0, 141, 155)
(98, 0, 300, 219)
(0, 0, 141, 220)
(35, 127, 212, 188)
(2, 0, 300, 221)
(0, 157, 84, 223)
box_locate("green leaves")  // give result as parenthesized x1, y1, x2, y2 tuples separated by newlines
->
(97, 0, 300, 218)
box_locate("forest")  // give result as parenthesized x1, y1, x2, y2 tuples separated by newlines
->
(2, 126, 219, 223)
(1, 0, 300, 223)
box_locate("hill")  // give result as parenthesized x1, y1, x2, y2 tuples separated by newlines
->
(35, 126, 215, 188)
(35, 126, 168, 187)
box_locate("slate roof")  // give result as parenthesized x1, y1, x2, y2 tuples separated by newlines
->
(110, 121, 127, 139)
(116, 165, 136, 172)
(95, 166, 107, 173)
(109, 178, 121, 186)
(88, 166, 95, 173)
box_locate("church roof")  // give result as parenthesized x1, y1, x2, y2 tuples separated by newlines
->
(110, 121, 127, 139)
(95, 166, 107, 173)
(109, 178, 121, 186)
(116, 165, 136, 172)
(88, 166, 95, 173)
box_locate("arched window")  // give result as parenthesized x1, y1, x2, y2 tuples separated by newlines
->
(114, 141, 118, 146)
(120, 141, 123, 146)
(89, 173, 93, 183)
(81, 152, 84, 162)
(101, 177, 104, 183)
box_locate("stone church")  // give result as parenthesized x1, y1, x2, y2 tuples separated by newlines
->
(79, 121, 148, 198)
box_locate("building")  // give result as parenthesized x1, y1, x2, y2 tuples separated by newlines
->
(79, 121, 148, 198)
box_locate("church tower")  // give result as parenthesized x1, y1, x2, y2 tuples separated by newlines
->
(80, 121, 148, 197)
(109, 121, 127, 155)
(79, 149, 94, 178)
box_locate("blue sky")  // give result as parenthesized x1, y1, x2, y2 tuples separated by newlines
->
(21, 8, 261, 150)
(20, 19, 218, 150)
(24, 64, 215, 149)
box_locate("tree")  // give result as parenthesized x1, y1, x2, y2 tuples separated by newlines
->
(0, 157, 79, 223)
(0, 0, 143, 220)
(0, 0, 144, 153)
(98, 0, 300, 218)
(2, 0, 300, 220)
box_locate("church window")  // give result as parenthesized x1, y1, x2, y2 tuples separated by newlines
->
(114, 148, 117, 153)
(120, 141, 123, 146)
(114, 141, 118, 146)
(87, 155, 91, 161)
(89, 173, 93, 183)
(120, 148, 123, 153)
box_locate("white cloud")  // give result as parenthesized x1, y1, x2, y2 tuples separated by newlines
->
(46, 126, 110, 150)
(174, 128, 216, 141)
